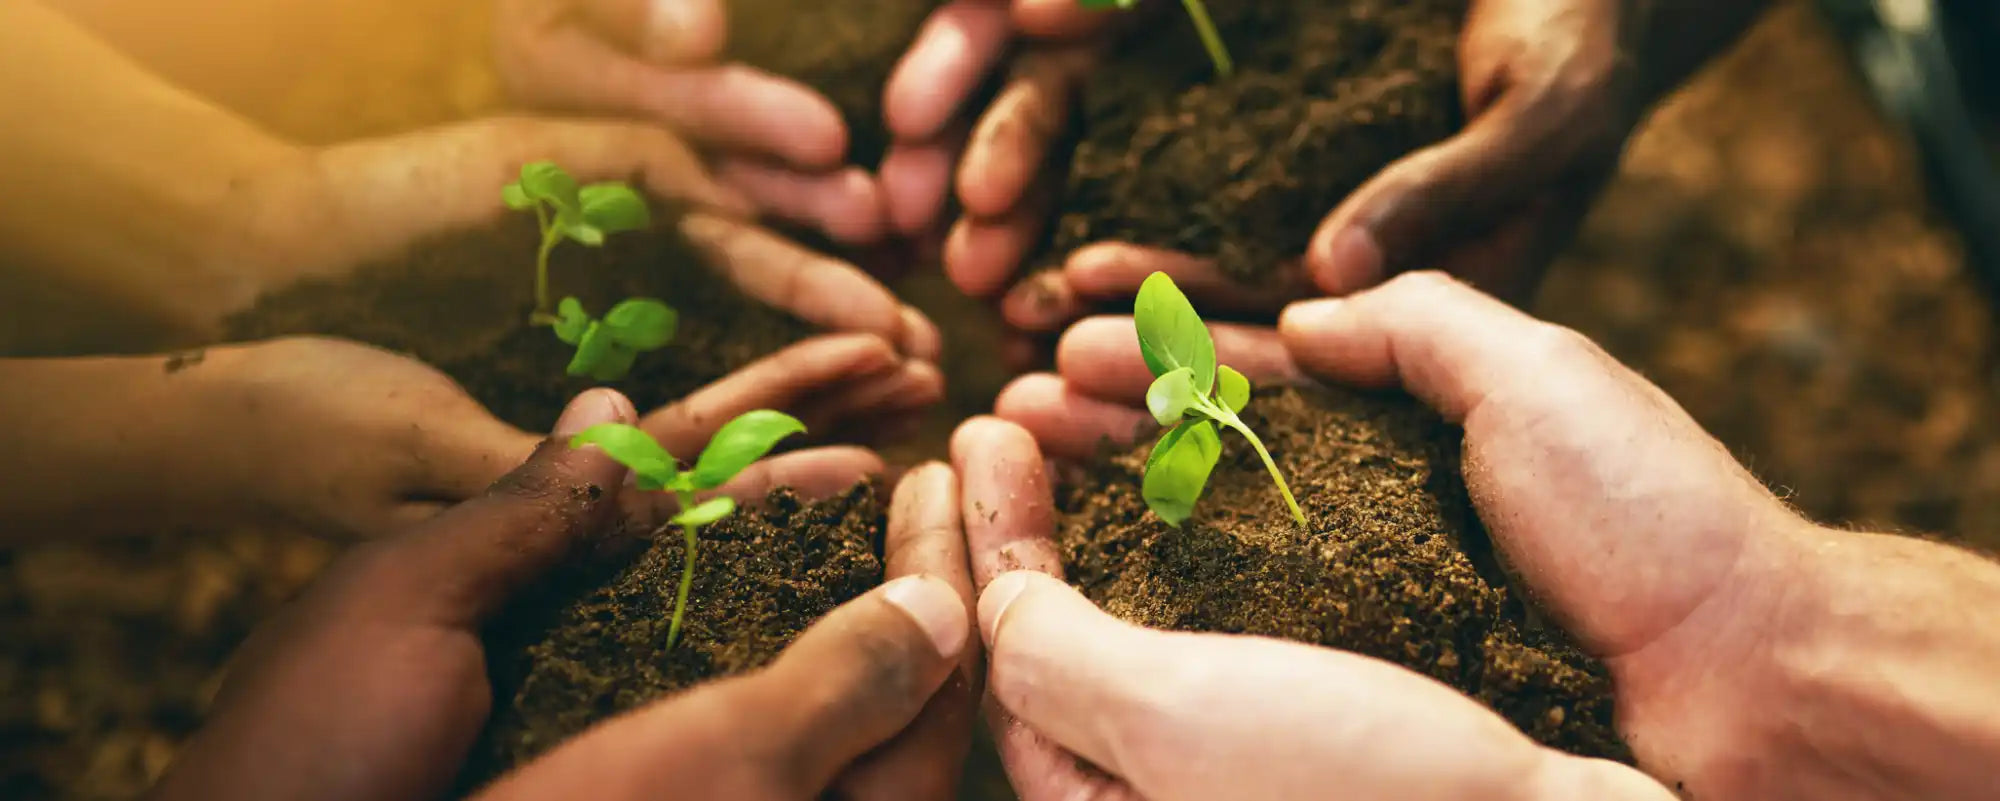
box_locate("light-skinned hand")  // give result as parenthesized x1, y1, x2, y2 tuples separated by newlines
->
(150, 389, 979, 801)
(492, 0, 888, 244)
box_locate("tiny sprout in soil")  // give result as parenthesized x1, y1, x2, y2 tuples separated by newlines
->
(1135, 272, 1304, 527)
(552, 297, 677, 381)
(570, 411, 806, 649)
(1078, 0, 1233, 76)
(502, 161, 653, 325)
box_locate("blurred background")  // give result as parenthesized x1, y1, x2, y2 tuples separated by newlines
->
(3, 0, 1998, 798)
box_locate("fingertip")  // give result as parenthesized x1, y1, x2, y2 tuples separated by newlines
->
(1001, 270, 1084, 332)
(976, 570, 1037, 645)
(641, 0, 727, 64)
(898, 304, 944, 360)
(882, 574, 972, 658)
(950, 415, 1037, 464)
(1308, 221, 1386, 296)
(553, 387, 638, 438)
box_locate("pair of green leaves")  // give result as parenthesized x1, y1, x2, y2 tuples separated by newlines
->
(552, 297, 678, 381)
(568, 411, 806, 526)
(503, 161, 652, 245)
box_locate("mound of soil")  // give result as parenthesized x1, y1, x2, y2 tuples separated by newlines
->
(726, 0, 942, 169)
(462, 483, 883, 789)
(226, 214, 812, 433)
(1054, 0, 1466, 284)
(1056, 387, 1628, 759)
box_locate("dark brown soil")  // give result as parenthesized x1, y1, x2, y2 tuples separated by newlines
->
(1056, 386, 1629, 760)
(462, 483, 883, 790)
(1054, 0, 1466, 283)
(226, 213, 812, 433)
(725, 0, 942, 169)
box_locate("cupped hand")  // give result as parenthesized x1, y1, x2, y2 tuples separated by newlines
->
(194, 332, 940, 540)
(985, 271, 1823, 795)
(492, 0, 887, 243)
(215, 115, 938, 357)
(948, 0, 1770, 342)
(151, 389, 979, 801)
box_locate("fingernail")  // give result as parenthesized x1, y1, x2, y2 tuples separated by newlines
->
(977, 571, 1034, 646)
(898, 305, 942, 361)
(1313, 225, 1384, 293)
(1278, 298, 1350, 340)
(553, 388, 633, 438)
(883, 575, 969, 658)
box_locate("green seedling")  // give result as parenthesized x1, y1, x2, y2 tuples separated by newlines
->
(551, 297, 677, 381)
(502, 161, 653, 325)
(570, 411, 806, 649)
(1078, 0, 1233, 76)
(1134, 272, 1304, 527)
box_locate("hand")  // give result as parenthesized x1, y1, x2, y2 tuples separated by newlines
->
(492, 0, 885, 244)
(191, 333, 940, 540)
(217, 116, 939, 357)
(151, 389, 980, 801)
(945, 0, 1770, 342)
(982, 272, 1825, 796)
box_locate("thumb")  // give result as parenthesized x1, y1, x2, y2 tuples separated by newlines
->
(579, 0, 726, 64)
(379, 388, 636, 627)
(1306, 96, 1569, 296)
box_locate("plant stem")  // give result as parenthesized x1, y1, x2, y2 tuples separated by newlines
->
(530, 205, 560, 325)
(1214, 410, 1306, 526)
(667, 491, 700, 649)
(1181, 0, 1233, 77)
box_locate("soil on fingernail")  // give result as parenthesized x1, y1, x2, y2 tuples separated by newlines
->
(460, 483, 884, 792)
(224, 212, 813, 433)
(1052, 0, 1465, 286)
(1061, 386, 1630, 760)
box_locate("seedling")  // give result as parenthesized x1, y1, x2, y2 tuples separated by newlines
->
(1078, 0, 1233, 77)
(570, 411, 806, 649)
(551, 297, 677, 381)
(1134, 272, 1304, 526)
(502, 161, 653, 325)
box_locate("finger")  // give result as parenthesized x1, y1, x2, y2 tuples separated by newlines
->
(958, 50, 1084, 219)
(1013, 0, 1119, 38)
(880, 128, 967, 237)
(508, 28, 847, 169)
(950, 417, 1062, 589)
(799, 359, 946, 431)
(479, 575, 967, 801)
(713, 159, 887, 246)
(638, 334, 901, 456)
(678, 213, 913, 344)
(943, 187, 1054, 298)
(886, 0, 1014, 141)
(709, 447, 885, 504)
(836, 463, 980, 799)
(1307, 95, 1592, 296)
(573, 0, 727, 64)
(375, 389, 636, 625)
(1000, 269, 1087, 332)
(994, 373, 1154, 462)
(1064, 242, 1315, 313)
(1055, 316, 1299, 404)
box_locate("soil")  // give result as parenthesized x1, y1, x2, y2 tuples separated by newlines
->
(1054, 0, 1466, 283)
(225, 212, 812, 433)
(725, 0, 942, 169)
(1057, 386, 1628, 760)
(461, 483, 883, 790)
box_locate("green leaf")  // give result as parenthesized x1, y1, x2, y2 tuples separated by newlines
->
(578, 183, 652, 233)
(1217, 365, 1251, 414)
(518, 161, 580, 212)
(690, 410, 806, 489)
(563, 222, 606, 247)
(1134, 272, 1217, 393)
(1142, 420, 1222, 526)
(570, 423, 678, 489)
(602, 298, 677, 351)
(1146, 367, 1199, 426)
(586, 345, 639, 382)
(501, 182, 534, 211)
(553, 297, 592, 345)
(671, 496, 737, 527)
(566, 323, 615, 378)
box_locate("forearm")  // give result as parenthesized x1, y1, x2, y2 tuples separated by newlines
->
(0, 0, 304, 336)
(1762, 529, 2000, 798)
(0, 351, 246, 542)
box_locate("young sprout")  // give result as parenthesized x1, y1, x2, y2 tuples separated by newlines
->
(502, 161, 652, 325)
(570, 411, 806, 649)
(551, 297, 677, 381)
(1078, 0, 1233, 77)
(1134, 272, 1305, 527)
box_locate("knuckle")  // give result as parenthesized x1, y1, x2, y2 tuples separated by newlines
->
(1522, 320, 1605, 365)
